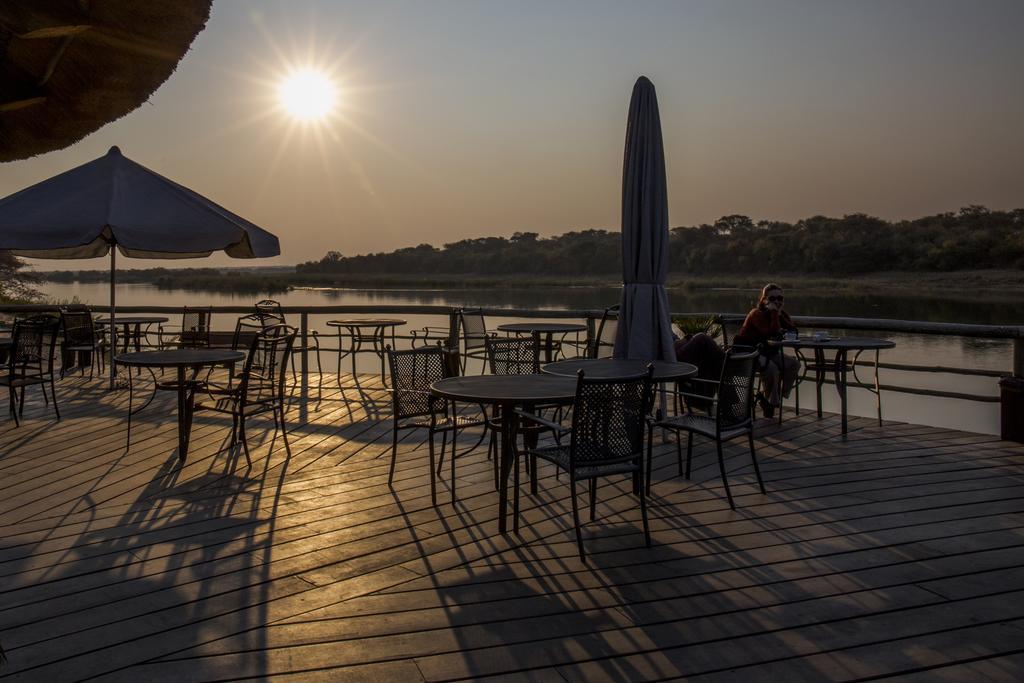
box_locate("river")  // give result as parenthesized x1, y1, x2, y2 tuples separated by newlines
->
(36, 282, 1017, 436)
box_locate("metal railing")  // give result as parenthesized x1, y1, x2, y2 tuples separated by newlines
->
(3, 303, 1021, 402)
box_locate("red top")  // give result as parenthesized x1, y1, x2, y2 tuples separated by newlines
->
(733, 307, 797, 347)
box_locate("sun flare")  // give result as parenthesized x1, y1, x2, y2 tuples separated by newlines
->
(278, 69, 338, 121)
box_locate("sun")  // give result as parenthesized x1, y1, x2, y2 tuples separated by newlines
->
(278, 69, 338, 121)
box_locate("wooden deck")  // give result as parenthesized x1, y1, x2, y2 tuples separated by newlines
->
(1, 371, 1023, 682)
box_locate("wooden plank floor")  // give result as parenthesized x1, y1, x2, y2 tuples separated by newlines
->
(1, 371, 1023, 681)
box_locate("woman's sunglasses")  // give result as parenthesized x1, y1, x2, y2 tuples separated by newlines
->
(767, 295, 784, 302)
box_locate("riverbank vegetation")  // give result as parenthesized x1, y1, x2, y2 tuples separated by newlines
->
(26, 206, 1024, 295)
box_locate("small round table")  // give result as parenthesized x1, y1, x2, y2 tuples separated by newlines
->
(95, 316, 169, 353)
(327, 318, 406, 385)
(431, 374, 578, 534)
(496, 322, 589, 363)
(771, 336, 895, 435)
(542, 358, 698, 382)
(116, 349, 245, 461)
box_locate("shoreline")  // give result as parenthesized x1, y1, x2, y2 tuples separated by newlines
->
(34, 269, 1024, 297)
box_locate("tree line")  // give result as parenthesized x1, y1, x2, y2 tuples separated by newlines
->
(4, 205, 1021, 302)
(297, 206, 1024, 277)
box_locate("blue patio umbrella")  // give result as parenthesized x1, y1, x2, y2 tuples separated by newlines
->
(0, 146, 280, 387)
(614, 76, 675, 361)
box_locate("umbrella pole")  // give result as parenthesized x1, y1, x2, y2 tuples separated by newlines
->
(109, 247, 117, 390)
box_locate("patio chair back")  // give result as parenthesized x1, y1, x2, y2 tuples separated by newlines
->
(569, 367, 654, 468)
(590, 305, 619, 358)
(9, 315, 58, 377)
(254, 299, 287, 324)
(239, 324, 297, 405)
(485, 336, 540, 375)
(180, 306, 213, 348)
(718, 314, 748, 350)
(59, 308, 97, 350)
(458, 308, 489, 354)
(232, 313, 279, 351)
(386, 345, 450, 421)
(715, 348, 759, 433)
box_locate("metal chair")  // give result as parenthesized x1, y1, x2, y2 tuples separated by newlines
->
(717, 313, 798, 424)
(255, 300, 323, 403)
(457, 308, 494, 374)
(386, 344, 486, 506)
(160, 306, 213, 349)
(587, 305, 619, 359)
(59, 307, 105, 378)
(473, 335, 547, 493)
(648, 348, 765, 509)
(196, 324, 297, 464)
(516, 367, 655, 561)
(2, 315, 60, 426)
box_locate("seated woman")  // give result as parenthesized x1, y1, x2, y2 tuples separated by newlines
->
(733, 283, 800, 418)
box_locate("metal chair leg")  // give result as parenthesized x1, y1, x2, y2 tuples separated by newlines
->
(570, 478, 584, 561)
(748, 431, 765, 494)
(716, 440, 735, 509)
(428, 430, 437, 506)
(685, 432, 694, 479)
(388, 422, 399, 486)
(639, 471, 651, 548)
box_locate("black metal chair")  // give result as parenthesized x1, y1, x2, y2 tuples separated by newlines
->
(716, 313, 798, 424)
(59, 307, 105, 378)
(2, 315, 60, 426)
(386, 344, 486, 506)
(195, 324, 297, 464)
(160, 306, 213, 349)
(472, 335, 548, 494)
(255, 299, 323, 402)
(516, 367, 655, 561)
(648, 348, 764, 509)
(457, 308, 494, 374)
(587, 305, 619, 359)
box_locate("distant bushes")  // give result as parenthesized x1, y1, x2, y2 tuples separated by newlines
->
(297, 206, 1024, 277)
(33, 206, 1024, 292)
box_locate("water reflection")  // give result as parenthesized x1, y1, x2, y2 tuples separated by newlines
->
(35, 282, 1013, 435)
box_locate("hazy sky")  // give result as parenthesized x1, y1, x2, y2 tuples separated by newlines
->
(2, 0, 1022, 269)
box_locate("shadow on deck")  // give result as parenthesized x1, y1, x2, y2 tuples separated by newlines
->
(1, 372, 1023, 681)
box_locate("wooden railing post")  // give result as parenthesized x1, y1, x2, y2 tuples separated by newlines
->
(1014, 338, 1024, 377)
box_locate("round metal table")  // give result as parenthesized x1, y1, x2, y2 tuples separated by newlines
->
(542, 358, 698, 382)
(771, 336, 895, 435)
(95, 316, 168, 353)
(432, 374, 578, 534)
(116, 349, 245, 461)
(496, 322, 589, 363)
(327, 318, 406, 386)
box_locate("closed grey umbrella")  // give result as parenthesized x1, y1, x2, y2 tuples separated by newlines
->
(0, 145, 280, 386)
(614, 76, 675, 361)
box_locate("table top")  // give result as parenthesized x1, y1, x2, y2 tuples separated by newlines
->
(115, 349, 245, 368)
(542, 358, 698, 382)
(497, 322, 588, 334)
(327, 318, 406, 328)
(431, 374, 578, 406)
(771, 336, 896, 351)
(96, 316, 169, 325)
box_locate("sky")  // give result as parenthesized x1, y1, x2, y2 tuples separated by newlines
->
(2, 0, 1022, 270)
